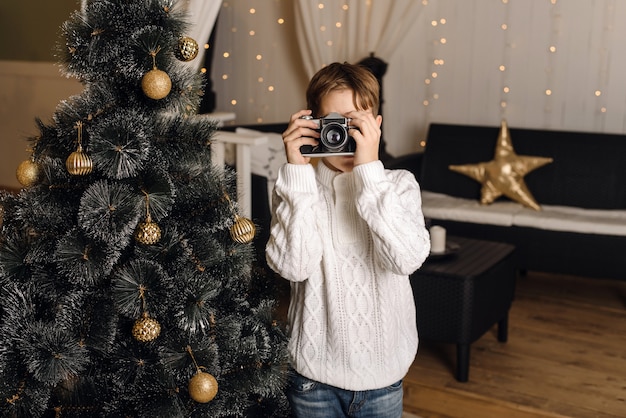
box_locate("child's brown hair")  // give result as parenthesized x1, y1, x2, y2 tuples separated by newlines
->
(306, 62, 380, 117)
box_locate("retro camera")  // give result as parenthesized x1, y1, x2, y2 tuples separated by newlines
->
(300, 112, 357, 156)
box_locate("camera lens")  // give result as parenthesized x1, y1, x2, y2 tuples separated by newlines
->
(326, 129, 343, 145)
(320, 123, 347, 150)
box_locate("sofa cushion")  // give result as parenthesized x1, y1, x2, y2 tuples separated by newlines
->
(512, 203, 626, 236)
(422, 191, 626, 236)
(422, 191, 522, 226)
(421, 123, 626, 210)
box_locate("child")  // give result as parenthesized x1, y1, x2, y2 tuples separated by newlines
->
(266, 62, 431, 418)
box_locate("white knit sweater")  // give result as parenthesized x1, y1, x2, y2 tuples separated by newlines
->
(266, 160, 431, 391)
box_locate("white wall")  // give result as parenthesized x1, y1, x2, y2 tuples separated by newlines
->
(211, 0, 626, 157)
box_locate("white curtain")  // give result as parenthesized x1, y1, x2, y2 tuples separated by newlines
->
(180, 0, 223, 69)
(294, 0, 424, 77)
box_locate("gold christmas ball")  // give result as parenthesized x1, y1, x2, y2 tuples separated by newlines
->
(16, 159, 40, 187)
(189, 371, 218, 403)
(132, 314, 161, 342)
(141, 68, 172, 100)
(135, 219, 162, 245)
(176, 36, 199, 61)
(230, 215, 256, 244)
(66, 147, 93, 176)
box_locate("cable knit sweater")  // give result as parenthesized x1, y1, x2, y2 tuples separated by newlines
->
(266, 160, 431, 391)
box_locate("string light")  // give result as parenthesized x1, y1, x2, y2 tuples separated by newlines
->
(595, 0, 615, 129)
(214, 1, 295, 123)
(420, 1, 445, 149)
(212, 0, 625, 150)
(543, 0, 559, 121)
(498, 0, 512, 118)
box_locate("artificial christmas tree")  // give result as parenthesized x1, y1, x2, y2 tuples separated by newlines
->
(0, 1, 289, 417)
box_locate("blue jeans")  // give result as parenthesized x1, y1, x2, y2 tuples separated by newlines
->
(286, 370, 403, 418)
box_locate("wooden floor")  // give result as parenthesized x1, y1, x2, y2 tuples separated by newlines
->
(272, 270, 626, 417)
(402, 271, 626, 418)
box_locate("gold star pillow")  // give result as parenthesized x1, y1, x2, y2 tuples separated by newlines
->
(449, 120, 553, 211)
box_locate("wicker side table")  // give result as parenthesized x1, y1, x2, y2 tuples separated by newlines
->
(410, 236, 517, 382)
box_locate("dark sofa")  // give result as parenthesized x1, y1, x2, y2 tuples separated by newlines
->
(387, 123, 626, 281)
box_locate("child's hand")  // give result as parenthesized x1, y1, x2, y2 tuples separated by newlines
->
(282, 110, 320, 165)
(345, 110, 382, 166)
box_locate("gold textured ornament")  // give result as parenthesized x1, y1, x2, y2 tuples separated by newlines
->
(16, 159, 40, 187)
(188, 371, 219, 403)
(66, 121, 93, 176)
(230, 215, 256, 244)
(176, 36, 199, 62)
(132, 312, 161, 342)
(186, 346, 218, 403)
(449, 120, 553, 211)
(142, 47, 171, 100)
(132, 285, 161, 342)
(141, 68, 172, 100)
(135, 192, 161, 244)
(135, 216, 161, 245)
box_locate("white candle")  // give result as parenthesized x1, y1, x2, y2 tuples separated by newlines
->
(430, 225, 446, 253)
